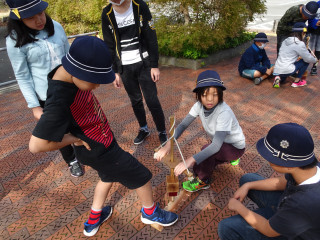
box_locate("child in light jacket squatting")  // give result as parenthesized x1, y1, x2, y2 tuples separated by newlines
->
(154, 70, 246, 192)
(273, 22, 317, 88)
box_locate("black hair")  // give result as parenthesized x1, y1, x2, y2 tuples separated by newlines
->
(6, 13, 54, 48)
(289, 31, 304, 43)
(299, 158, 319, 170)
(195, 86, 224, 105)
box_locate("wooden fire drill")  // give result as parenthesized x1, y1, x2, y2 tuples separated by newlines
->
(165, 116, 179, 200)
(151, 115, 192, 231)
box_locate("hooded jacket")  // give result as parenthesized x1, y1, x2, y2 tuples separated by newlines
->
(274, 37, 317, 74)
(238, 43, 271, 75)
(101, 0, 159, 74)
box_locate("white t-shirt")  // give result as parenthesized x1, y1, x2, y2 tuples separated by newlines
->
(189, 101, 245, 149)
(114, 2, 142, 65)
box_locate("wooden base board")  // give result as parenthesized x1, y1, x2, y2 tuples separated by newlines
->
(151, 190, 192, 231)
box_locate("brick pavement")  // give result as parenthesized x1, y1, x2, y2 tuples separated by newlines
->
(1, 36, 320, 240)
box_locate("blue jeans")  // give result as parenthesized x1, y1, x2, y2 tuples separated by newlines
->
(276, 59, 309, 83)
(218, 173, 287, 240)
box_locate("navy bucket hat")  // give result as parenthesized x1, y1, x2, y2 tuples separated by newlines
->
(292, 22, 308, 32)
(6, 0, 48, 20)
(193, 70, 226, 92)
(256, 123, 315, 168)
(62, 36, 115, 84)
(254, 32, 269, 43)
(302, 1, 318, 19)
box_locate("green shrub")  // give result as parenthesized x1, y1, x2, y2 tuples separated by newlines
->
(46, 0, 105, 35)
(156, 16, 256, 59)
(45, 0, 263, 59)
(153, 0, 265, 59)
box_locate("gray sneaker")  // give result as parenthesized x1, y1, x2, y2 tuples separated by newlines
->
(254, 77, 262, 85)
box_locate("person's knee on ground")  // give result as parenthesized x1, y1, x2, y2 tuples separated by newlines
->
(241, 69, 258, 80)
(242, 69, 269, 85)
(218, 216, 246, 240)
(239, 173, 264, 187)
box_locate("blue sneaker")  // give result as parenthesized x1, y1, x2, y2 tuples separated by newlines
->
(83, 206, 113, 237)
(140, 203, 178, 226)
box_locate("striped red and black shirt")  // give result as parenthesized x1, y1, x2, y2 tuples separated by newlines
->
(33, 67, 114, 153)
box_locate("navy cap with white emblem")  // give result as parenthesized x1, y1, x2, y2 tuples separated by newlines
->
(256, 123, 316, 167)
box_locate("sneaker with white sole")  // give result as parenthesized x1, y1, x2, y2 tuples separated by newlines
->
(141, 203, 178, 226)
(273, 76, 280, 88)
(83, 206, 113, 237)
(291, 80, 307, 87)
(134, 129, 150, 145)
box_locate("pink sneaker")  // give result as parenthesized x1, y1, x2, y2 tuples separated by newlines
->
(291, 80, 307, 87)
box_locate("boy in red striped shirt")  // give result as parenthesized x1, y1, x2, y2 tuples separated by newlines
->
(29, 36, 178, 237)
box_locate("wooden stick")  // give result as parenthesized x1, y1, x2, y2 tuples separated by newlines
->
(151, 190, 191, 231)
(166, 189, 191, 212)
(152, 116, 180, 232)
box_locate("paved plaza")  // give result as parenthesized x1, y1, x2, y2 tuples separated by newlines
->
(1, 36, 320, 239)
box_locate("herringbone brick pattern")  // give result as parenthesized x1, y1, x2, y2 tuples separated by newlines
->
(1, 36, 319, 239)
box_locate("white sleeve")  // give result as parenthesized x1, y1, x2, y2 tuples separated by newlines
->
(189, 102, 201, 117)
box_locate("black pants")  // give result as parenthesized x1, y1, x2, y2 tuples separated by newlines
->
(39, 100, 75, 165)
(75, 140, 152, 189)
(121, 61, 166, 132)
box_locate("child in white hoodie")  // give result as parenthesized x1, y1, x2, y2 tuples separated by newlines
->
(273, 22, 317, 88)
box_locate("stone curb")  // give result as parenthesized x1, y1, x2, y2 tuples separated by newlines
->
(159, 40, 252, 70)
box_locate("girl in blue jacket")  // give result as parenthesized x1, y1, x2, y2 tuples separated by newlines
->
(6, 0, 83, 177)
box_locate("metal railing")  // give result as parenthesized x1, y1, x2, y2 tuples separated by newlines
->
(0, 31, 99, 87)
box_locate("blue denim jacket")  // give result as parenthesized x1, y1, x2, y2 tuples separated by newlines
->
(6, 20, 69, 108)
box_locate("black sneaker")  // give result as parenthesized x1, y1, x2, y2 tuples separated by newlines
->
(310, 66, 317, 75)
(254, 77, 262, 85)
(159, 132, 168, 145)
(69, 159, 84, 177)
(134, 130, 150, 145)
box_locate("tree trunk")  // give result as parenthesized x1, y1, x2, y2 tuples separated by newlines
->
(179, 4, 191, 25)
